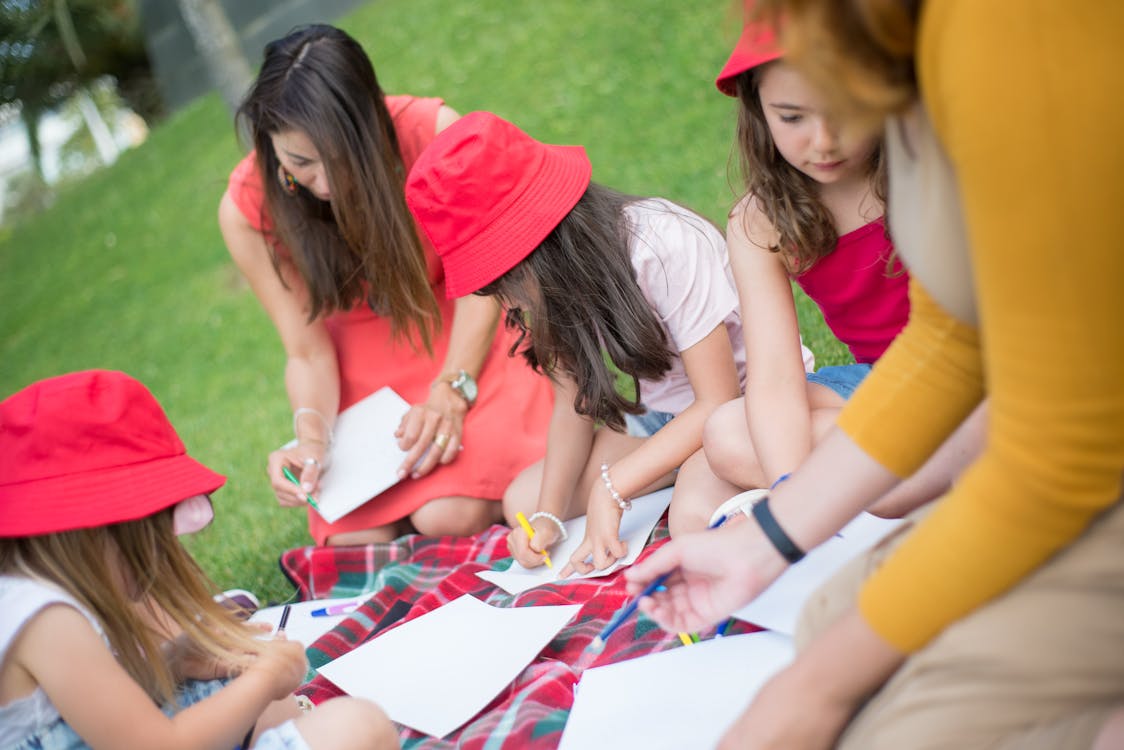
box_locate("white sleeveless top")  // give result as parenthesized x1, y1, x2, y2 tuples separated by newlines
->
(0, 575, 105, 746)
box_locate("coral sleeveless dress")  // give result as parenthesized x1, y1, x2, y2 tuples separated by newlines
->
(794, 218, 910, 364)
(227, 96, 552, 544)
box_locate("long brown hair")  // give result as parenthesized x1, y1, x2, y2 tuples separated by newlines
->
(751, 0, 920, 128)
(734, 64, 887, 273)
(237, 24, 438, 351)
(0, 509, 262, 707)
(478, 183, 673, 431)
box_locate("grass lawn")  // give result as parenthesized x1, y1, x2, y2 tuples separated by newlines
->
(0, 0, 849, 604)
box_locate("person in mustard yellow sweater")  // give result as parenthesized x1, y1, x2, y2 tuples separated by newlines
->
(626, 2, 1124, 747)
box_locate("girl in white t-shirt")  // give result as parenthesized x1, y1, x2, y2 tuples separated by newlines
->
(406, 112, 810, 574)
(0, 370, 397, 750)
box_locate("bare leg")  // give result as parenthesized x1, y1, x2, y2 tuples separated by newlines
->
(1093, 706, 1124, 750)
(867, 402, 987, 518)
(324, 521, 404, 547)
(410, 495, 503, 536)
(283, 696, 399, 750)
(668, 448, 744, 536)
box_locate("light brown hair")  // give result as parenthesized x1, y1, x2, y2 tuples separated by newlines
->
(237, 24, 439, 351)
(0, 509, 262, 707)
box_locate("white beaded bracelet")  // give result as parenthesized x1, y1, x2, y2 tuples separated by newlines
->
(528, 511, 568, 542)
(600, 462, 631, 511)
(293, 407, 335, 448)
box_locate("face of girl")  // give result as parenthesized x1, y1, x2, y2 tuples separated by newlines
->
(757, 62, 877, 186)
(271, 129, 332, 201)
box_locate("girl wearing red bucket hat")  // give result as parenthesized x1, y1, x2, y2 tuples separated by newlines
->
(0, 371, 396, 750)
(670, 18, 984, 534)
(405, 112, 804, 576)
(220, 25, 552, 546)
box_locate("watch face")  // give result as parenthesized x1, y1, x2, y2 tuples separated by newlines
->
(457, 372, 478, 403)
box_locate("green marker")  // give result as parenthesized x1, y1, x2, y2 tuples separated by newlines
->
(281, 465, 321, 511)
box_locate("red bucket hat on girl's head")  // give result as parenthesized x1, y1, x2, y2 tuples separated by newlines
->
(406, 111, 592, 299)
(0, 370, 225, 536)
(715, 19, 783, 96)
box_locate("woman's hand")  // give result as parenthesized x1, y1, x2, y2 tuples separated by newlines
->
(624, 520, 789, 633)
(267, 442, 327, 507)
(395, 383, 468, 479)
(562, 485, 627, 576)
(507, 516, 562, 568)
(719, 609, 904, 749)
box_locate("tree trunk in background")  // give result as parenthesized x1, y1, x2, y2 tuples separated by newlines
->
(176, 0, 254, 115)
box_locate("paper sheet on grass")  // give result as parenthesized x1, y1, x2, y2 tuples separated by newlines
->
(317, 594, 580, 738)
(477, 487, 673, 594)
(248, 597, 362, 649)
(559, 631, 795, 750)
(280, 387, 411, 523)
(731, 512, 904, 635)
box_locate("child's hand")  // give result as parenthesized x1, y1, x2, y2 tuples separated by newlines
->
(163, 632, 236, 681)
(561, 488, 627, 576)
(248, 636, 308, 700)
(506, 516, 560, 568)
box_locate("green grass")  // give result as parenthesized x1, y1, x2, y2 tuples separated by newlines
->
(0, 0, 849, 604)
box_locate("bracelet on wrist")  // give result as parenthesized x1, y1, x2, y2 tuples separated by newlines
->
(293, 407, 334, 448)
(751, 495, 805, 564)
(599, 462, 631, 511)
(528, 511, 568, 542)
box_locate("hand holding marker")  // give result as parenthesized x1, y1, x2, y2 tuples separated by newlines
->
(281, 465, 321, 511)
(515, 511, 553, 569)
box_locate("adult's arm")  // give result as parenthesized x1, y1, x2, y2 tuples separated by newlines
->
(218, 190, 339, 501)
(850, 0, 1124, 652)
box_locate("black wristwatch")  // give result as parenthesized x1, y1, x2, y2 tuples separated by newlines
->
(436, 369, 478, 407)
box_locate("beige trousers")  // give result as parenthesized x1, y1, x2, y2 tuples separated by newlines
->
(797, 499, 1124, 750)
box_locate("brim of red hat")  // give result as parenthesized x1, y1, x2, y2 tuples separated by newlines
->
(440, 143, 593, 299)
(1, 452, 226, 537)
(715, 23, 783, 97)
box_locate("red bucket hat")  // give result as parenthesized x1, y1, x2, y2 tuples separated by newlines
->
(406, 111, 592, 299)
(715, 19, 783, 96)
(0, 370, 226, 537)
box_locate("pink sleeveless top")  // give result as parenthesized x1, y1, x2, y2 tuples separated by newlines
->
(226, 96, 552, 543)
(794, 219, 909, 364)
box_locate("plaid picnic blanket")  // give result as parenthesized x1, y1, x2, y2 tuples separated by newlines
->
(279, 519, 758, 749)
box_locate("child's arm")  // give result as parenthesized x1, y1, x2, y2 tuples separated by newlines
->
(15, 604, 305, 750)
(728, 197, 817, 486)
(567, 324, 741, 574)
(508, 374, 595, 568)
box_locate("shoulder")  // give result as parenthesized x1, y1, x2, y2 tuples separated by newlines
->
(728, 193, 780, 252)
(626, 198, 725, 255)
(1, 576, 102, 647)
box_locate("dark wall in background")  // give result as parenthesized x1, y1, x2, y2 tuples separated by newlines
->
(139, 0, 366, 112)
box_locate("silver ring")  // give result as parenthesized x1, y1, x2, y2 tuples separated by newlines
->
(302, 457, 319, 469)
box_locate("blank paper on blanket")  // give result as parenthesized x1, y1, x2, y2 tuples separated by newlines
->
(317, 594, 580, 738)
(477, 488, 673, 595)
(731, 512, 903, 635)
(559, 631, 795, 750)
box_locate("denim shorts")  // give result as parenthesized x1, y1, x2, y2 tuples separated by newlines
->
(806, 363, 872, 400)
(624, 407, 675, 437)
(13, 679, 310, 750)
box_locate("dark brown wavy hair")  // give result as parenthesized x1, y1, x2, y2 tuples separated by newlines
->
(237, 24, 438, 351)
(477, 183, 673, 431)
(734, 63, 888, 274)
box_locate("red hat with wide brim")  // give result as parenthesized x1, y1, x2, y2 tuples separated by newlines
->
(406, 111, 593, 299)
(715, 19, 783, 96)
(0, 370, 226, 537)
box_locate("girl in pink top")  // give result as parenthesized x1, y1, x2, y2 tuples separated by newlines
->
(671, 22, 982, 533)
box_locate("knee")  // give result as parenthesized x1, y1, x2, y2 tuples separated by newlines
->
(296, 697, 399, 749)
(410, 497, 498, 537)
(702, 401, 758, 483)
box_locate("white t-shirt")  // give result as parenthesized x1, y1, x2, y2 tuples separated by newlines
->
(0, 575, 105, 746)
(626, 198, 813, 414)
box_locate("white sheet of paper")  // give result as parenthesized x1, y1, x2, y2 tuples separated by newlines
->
(248, 597, 362, 649)
(317, 594, 580, 738)
(281, 387, 411, 523)
(731, 512, 903, 635)
(477, 487, 673, 594)
(559, 631, 795, 750)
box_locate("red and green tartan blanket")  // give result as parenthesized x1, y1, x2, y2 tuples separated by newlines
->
(280, 519, 757, 749)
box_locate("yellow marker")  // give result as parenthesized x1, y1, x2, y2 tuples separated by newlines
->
(515, 511, 553, 569)
(678, 632, 693, 647)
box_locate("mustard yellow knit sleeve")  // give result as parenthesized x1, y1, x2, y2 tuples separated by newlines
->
(853, 0, 1124, 652)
